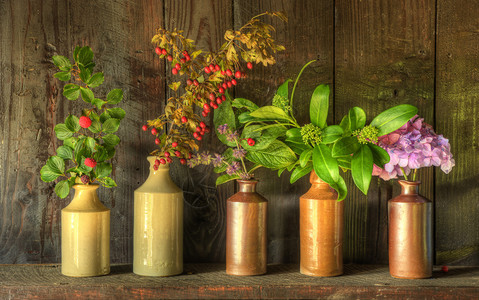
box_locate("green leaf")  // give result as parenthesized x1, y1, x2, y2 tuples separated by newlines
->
(322, 125, 344, 144)
(290, 163, 313, 184)
(231, 98, 259, 111)
(89, 119, 102, 133)
(63, 137, 78, 149)
(339, 115, 350, 134)
(102, 118, 121, 134)
(249, 106, 293, 123)
(216, 174, 240, 186)
(351, 144, 374, 195)
(78, 46, 94, 65)
(80, 87, 94, 103)
(277, 167, 287, 177)
(348, 107, 367, 131)
(52, 55, 72, 71)
(96, 162, 112, 178)
(65, 115, 80, 132)
(370, 104, 418, 136)
(106, 89, 124, 104)
(78, 157, 93, 173)
(88, 72, 104, 88)
(330, 176, 348, 201)
(312, 144, 339, 184)
(332, 136, 360, 157)
(79, 64, 91, 83)
(73, 46, 81, 63)
(276, 79, 291, 99)
(285, 140, 311, 155)
(63, 84, 80, 100)
(107, 108, 125, 120)
(74, 138, 88, 163)
(85, 137, 96, 152)
(102, 135, 119, 148)
(100, 111, 111, 123)
(98, 177, 117, 188)
(40, 165, 60, 182)
(309, 84, 329, 129)
(285, 128, 303, 144)
(246, 140, 297, 169)
(54, 71, 71, 81)
(55, 180, 71, 199)
(241, 125, 286, 150)
(238, 112, 256, 124)
(54, 124, 73, 140)
(92, 98, 106, 109)
(46, 156, 65, 174)
(368, 143, 390, 167)
(299, 149, 313, 168)
(338, 156, 352, 170)
(93, 145, 109, 162)
(214, 99, 236, 147)
(104, 146, 116, 160)
(57, 146, 73, 160)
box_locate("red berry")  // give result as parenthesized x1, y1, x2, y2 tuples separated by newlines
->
(222, 82, 228, 89)
(167, 55, 173, 61)
(193, 80, 199, 86)
(204, 66, 211, 73)
(153, 165, 159, 171)
(175, 63, 181, 70)
(181, 116, 188, 123)
(231, 79, 237, 85)
(209, 64, 215, 72)
(172, 142, 178, 147)
(155, 47, 162, 55)
(161, 48, 167, 55)
(212, 103, 219, 109)
(180, 58, 186, 64)
(218, 87, 225, 94)
(226, 69, 233, 76)
(180, 158, 186, 165)
(142, 125, 148, 131)
(186, 79, 193, 85)
(442, 266, 449, 272)
(155, 159, 160, 165)
(166, 157, 173, 163)
(201, 111, 208, 117)
(84, 158, 97, 168)
(203, 103, 210, 110)
(80, 175, 90, 184)
(247, 62, 253, 69)
(185, 55, 191, 61)
(193, 132, 199, 138)
(247, 138, 255, 146)
(215, 64, 221, 71)
(160, 158, 166, 164)
(164, 152, 170, 157)
(79, 116, 92, 128)
(197, 135, 203, 141)
(200, 121, 206, 128)
(196, 126, 201, 132)
(216, 97, 222, 104)
(200, 129, 205, 136)
(155, 138, 160, 145)
(227, 81, 232, 88)
(221, 70, 226, 75)
(235, 71, 242, 78)
(172, 68, 178, 75)
(209, 93, 215, 101)
(151, 128, 158, 135)
(175, 150, 181, 157)
(221, 95, 226, 101)
(182, 50, 189, 56)
(210, 101, 215, 107)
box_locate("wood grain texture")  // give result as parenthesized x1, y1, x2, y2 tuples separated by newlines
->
(435, 0, 479, 265)
(234, 0, 334, 264)
(334, 0, 436, 263)
(0, 264, 478, 299)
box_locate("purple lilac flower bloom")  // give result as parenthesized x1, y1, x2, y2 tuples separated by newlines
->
(217, 124, 229, 134)
(233, 148, 247, 159)
(212, 154, 224, 167)
(226, 131, 239, 142)
(226, 161, 241, 175)
(239, 172, 252, 180)
(200, 152, 212, 164)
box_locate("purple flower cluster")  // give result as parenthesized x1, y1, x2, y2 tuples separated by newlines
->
(372, 115, 455, 181)
(233, 148, 247, 159)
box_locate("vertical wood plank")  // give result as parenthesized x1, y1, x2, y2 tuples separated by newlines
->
(234, 0, 334, 263)
(436, 0, 479, 265)
(335, 0, 436, 263)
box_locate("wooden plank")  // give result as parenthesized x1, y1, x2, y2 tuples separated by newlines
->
(435, 0, 479, 265)
(164, 0, 234, 262)
(334, 0, 436, 263)
(233, 0, 334, 264)
(0, 264, 478, 299)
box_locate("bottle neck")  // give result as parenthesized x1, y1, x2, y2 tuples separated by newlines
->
(399, 180, 420, 195)
(237, 180, 258, 193)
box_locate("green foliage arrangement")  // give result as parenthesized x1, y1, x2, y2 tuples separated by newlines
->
(40, 46, 125, 198)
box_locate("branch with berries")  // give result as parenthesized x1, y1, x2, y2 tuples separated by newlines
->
(41, 46, 124, 198)
(142, 12, 287, 169)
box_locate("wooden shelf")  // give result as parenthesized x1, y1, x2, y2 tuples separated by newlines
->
(1, 264, 478, 299)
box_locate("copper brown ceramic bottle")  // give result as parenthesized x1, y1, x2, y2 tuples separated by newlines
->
(226, 180, 267, 276)
(388, 180, 432, 279)
(300, 171, 344, 277)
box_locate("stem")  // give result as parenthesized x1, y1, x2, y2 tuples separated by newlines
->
(235, 139, 248, 175)
(412, 169, 418, 182)
(400, 167, 408, 181)
(290, 59, 317, 124)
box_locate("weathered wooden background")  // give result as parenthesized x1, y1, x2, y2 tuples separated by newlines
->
(0, 0, 477, 266)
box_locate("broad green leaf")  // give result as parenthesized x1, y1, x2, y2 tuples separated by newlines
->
(368, 143, 390, 167)
(285, 128, 303, 144)
(96, 162, 112, 178)
(322, 125, 344, 144)
(370, 104, 418, 136)
(84, 61, 95, 74)
(348, 107, 366, 131)
(277, 167, 287, 177)
(63, 137, 78, 149)
(65, 115, 80, 132)
(338, 156, 352, 170)
(63, 83, 80, 100)
(52, 55, 72, 71)
(100, 111, 111, 123)
(56, 146, 73, 160)
(339, 115, 350, 134)
(312, 144, 339, 184)
(213, 99, 236, 147)
(40, 165, 60, 182)
(102, 118, 120, 134)
(332, 136, 360, 157)
(79, 64, 91, 83)
(107, 108, 125, 120)
(55, 180, 70, 199)
(285, 140, 311, 155)
(104, 146, 116, 160)
(290, 163, 313, 184)
(351, 144, 374, 195)
(74, 138, 88, 163)
(88, 119, 101, 133)
(78, 157, 93, 173)
(80, 87, 94, 103)
(92, 98, 106, 109)
(232, 98, 259, 111)
(46, 156, 65, 174)
(54, 71, 71, 81)
(73, 46, 81, 63)
(54, 124, 73, 140)
(93, 145, 109, 162)
(246, 140, 297, 169)
(103, 134, 120, 147)
(85, 137, 96, 152)
(330, 176, 348, 201)
(88, 72, 104, 88)
(276, 79, 291, 99)
(106, 89, 123, 104)
(309, 84, 329, 129)
(78, 46, 93, 65)
(299, 149, 313, 168)
(249, 106, 293, 123)
(216, 174, 240, 186)
(238, 111, 256, 124)
(98, 176, 117, 188)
